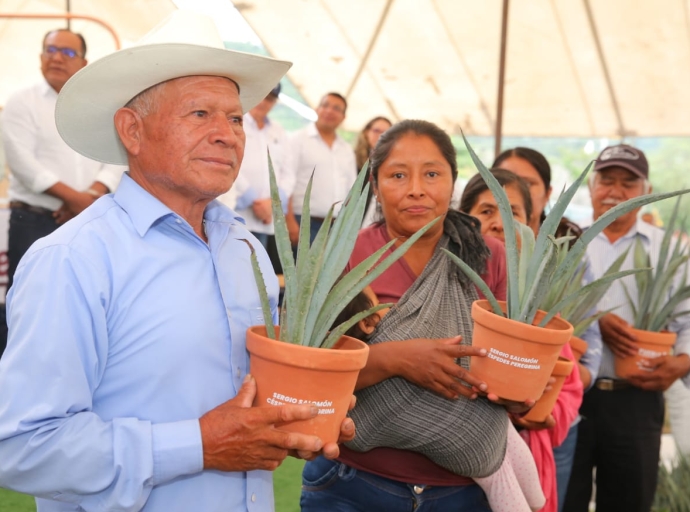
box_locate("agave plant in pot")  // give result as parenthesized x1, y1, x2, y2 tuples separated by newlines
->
(245, 158, 438, 443)
(443, 135, 690, 403)
(615, 197, 690, 379)
(522, 246, 644, 421)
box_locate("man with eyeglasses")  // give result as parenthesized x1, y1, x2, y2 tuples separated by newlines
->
(285, 92, 356, 245)
(0, 29, 125, 339)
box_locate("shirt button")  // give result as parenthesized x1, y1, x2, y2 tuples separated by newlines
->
(175, 219, 181, 224)
(236, 367, 241, 378)
(251, 493, 256, 502)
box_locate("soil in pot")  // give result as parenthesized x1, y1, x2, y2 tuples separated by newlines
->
(471, 300, 573, 402)
(614, 328, 676, 379)
(523, 356, 575, 422)
(245, 325, 369, 444)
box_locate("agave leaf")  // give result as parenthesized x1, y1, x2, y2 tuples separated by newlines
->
(528, 163, 592, 290)
(462, 132, 520, 317)
(517, 222, 535, 307)
(266, 152, 297, 342)
(621, 282, 639, 325)
(561, 249, 630, 325)
(242, 239, 276, 340)
(321, 303, 393, 349)
(294, 171, 315, 278)
(572, 307, 618, 337)
(292, 204, 335, 346)
(648, 285, 690, 332)
(539, 268, 645, 327)
(311, 217, 440, 346)
(302, 173, 371, 344)
(518, 235, 557, 323)
(442, 248, 504, 316)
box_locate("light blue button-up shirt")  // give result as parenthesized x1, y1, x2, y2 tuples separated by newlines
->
(0, 173, 280, 511)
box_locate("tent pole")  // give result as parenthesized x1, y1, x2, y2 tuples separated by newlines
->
(495, 0, 509, 158)
(66, 0, 71, 30)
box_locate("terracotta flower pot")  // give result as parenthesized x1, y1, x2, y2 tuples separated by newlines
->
(245, 325, 369, 444)
(471, 300, 573, 402)
(614, 328, 676, 379)
(522, 356, 575, 422)
(569, 336, 588, 363)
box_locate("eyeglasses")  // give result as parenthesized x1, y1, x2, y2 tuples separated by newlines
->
(43, 45, 82, 59)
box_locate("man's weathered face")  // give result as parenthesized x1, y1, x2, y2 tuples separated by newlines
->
(134, 76, 246, 204)
(590, 167, 647, 223)
(315, 94, 346, 131)
(40, 30, 86, 92)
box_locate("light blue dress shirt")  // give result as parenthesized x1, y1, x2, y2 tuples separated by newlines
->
(0, 173, 280, 511)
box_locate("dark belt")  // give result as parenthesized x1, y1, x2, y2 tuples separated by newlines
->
(595, 378, 631, 391)
(310, 216, 326, 223)
(10, 201, 54, 217)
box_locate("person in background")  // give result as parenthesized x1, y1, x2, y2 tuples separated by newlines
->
(223, 83, 291, 250)
(459, 168, 532, 243)
(564, 144, 690, 512)
(493, 147, 581, 240)
(459, 168, 584, 512)
(285, 92, 356, 245)
(0, 12, 353, 511)
(355, 116, 393, 172)
(356, 116, 392, 227)
(0, 28, 125, 357)
(1, 28, 125, 293)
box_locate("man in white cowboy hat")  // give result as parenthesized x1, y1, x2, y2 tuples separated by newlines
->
(0, 11, 353, 512)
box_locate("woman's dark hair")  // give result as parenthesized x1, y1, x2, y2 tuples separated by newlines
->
(355, 116, 392, 170)
(492, 147, 552, 191)
(459, 168, 533, 224)
(369, 119, 458, 186)
(330, 289, 374, 342)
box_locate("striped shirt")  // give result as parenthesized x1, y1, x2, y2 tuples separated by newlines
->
(586, 219, 690, 386)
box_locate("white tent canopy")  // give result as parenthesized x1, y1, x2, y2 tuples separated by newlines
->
(1, 0, 689, 140)
(236, 0, 690, 139)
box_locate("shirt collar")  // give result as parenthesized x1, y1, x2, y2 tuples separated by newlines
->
(591, 217, 653, 244)
(113, 173, 244, 237)
(39, 79, 58, 98)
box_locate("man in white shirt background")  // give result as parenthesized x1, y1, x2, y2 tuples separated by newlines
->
(0, 28, 125, 355)
(230, 83, 291, 249)
(285, 92, 356, 244)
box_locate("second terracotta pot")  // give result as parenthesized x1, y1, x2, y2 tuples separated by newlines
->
(569, 336, 588, 363)
(471, 300, 573, 402)
(246, 326, 369, 444)
(614, 328, 676, 379)
(523, 356, 575, 422)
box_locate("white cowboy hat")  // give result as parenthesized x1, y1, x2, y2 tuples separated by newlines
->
(56, 10, 292, 165)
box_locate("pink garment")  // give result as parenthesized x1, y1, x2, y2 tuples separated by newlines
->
(520, 343, 583, 512)
(475, 422, 546, 512)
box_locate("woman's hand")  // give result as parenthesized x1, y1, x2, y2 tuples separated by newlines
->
(393, 336, 489, 400)
(511, 413, 556, 431)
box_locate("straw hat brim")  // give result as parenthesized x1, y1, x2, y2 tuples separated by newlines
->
(56, 43, 291, 165)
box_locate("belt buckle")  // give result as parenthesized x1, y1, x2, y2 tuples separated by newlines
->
(597, 378, 615, 391)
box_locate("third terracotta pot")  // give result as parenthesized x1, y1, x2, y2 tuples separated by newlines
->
(614, 328, 676, 379)
(523, 356, 575, 422)
(471, 300, 573, 402)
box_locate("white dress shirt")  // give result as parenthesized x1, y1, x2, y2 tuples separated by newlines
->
(287, 123, 356, 218)
(1, 80, 125, 211)
(586, 219, 690, 386)
(227, 113, 289, 235)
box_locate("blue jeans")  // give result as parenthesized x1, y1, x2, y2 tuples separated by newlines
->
(293, 215, 324, 245)
(300, 457, 491, 512)
(553, 422, 579, 512)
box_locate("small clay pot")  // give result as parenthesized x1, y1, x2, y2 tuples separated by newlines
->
(471, 300, 573, 402)
(523, 356, 575, 422)
(614, 328, 676, 379)
(246, 325, 369, 444)
(569, 336, 588, 363)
